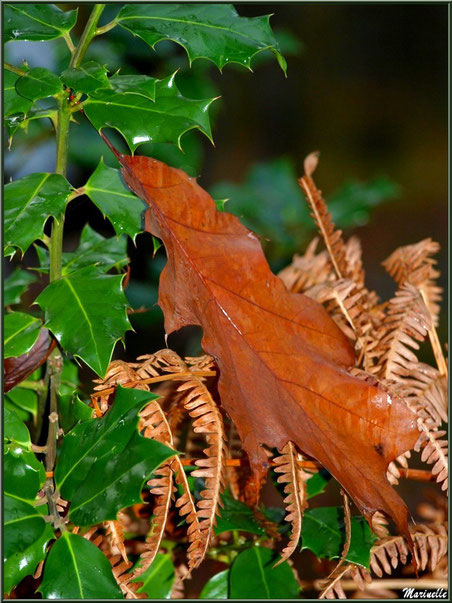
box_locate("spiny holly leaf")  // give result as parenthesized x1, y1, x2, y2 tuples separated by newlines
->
(5, 386, 38, 421)
(116, 3, 286, 73)
(61, 60, 110, 94)
(84, 158, 145, 239)
(301, 507, 377, 569)
(4, 312, 42, 358)
(36, 266, 131, 377)
(131, 553, 175, 598)
(4, 268, 36, 306)
(200, 569, 229, 599)
(215, 491, 266, 536)
(5, 442, 45, 500)
(38, 532, 122, 599)
(35, 224, 129, 275)
(54, 386, 176, 525)
(229, 547, 299, 599)
(4, 495, 54, 595)
(4, 407, 31, 447)
(4, 71, 32, 118)
(59, 394, 94, 433)
(4, 3, 78, 42)
(110, 74, 157, 100)
(15, 67, 62, 102)
(4, 172, 73, 254)
(84, 73, 216, 152)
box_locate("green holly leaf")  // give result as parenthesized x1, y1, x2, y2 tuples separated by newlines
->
(4, 312, 42, 358)
(229, 546, 299, 599)
(15, 67, 62, 102)
(110, 74, 157, 100)
(61, 61, 110, 95)
(301, 507, 377, 569)
(5, 441, 46, 500)
(4, 268, 36, 306)
(4, 71, 33, 118)
(116, 3, 286, 73)
(59, 360, 79, 395)
(84, 158, 145, 239)
(306, 469, 331, 498)
(35, 266, 131, 377)
(131, 553, 175, 598)
(4, 3, 78, 42)
(4, 495, 54, 595)
(4, 172, 73, 254)
(38, 532, 122, 599)
(59, 394, 93, 433)
(55, 386, 176, 525)
(200, 569, 229, 599)
(84, 73, 216, 152)
(4, 407, 31, 447)
(5, 387, 38, 420)
(215, 491, 266, 536)
(35, 224, 129, 275)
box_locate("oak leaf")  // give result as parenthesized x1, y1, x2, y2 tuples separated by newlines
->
(105, 139, 419, 544)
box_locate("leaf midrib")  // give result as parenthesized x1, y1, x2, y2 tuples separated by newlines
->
(4, 315, 39, 345)
(6, 173, 51, 235)
(9, 5, 68, 34)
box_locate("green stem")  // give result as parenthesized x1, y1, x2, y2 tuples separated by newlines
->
(4, 61, 27, 77)
(70, 4, 106, 69)
(95, 19, 117, 36)
(41, 3, 106, 530)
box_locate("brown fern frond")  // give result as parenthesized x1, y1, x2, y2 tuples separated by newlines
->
(273, 441, 309, 564)
(318, 563, 352, 599)
(171, 563, 189, 598)
(371, 283, 432, 383)
(371, 512, 390, 539)
(105, 512, 128, 563)
(278, 237, 334, 293)
(298, 153, 349, 281)
(370, 524, 448, 577)
(92, 360, 148, 413)
(178, 376, 227, 571)
(415, 425, 448, 494)
(386, 451, 411, 486)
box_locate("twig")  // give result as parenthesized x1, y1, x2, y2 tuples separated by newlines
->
(4, 61, 27, 77)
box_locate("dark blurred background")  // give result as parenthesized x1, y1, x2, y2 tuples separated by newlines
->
(5, 1, 448, 364)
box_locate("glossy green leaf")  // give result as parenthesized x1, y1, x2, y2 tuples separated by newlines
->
(4, 71, 33, 118)
(4, 495, 54, 595)
(55, 386, 176, 525)
(36, 266, 131, 377)
(301, 507, 377, 569)
(59, 360, 79, 395)
(116, 4, 286, 72)
(306, 469, 331, 498)
(84, 73, 216, 152)
(35, 224, 129, 275)
(200, 569, 229, 599)
(62, 61, 110, 95)
(4, 268, 36, 306)
(131, 553, 175, 598)
(4, 312, 42, 358)
(4, 407, 31, 447)
(5, 386, 38, 419)
(5, 442, 46, 500)
(38, 532, 122, 599)
(5, 399, 31, 423)
(110, 74, 157, 100)
(4, 172, 73, 254)
(215, 491, 266, 535)
(59, 394, 93, 433)
(16, 67, 62, 102)
(84, 159, 145, 240)
(4, 3, 78, 42)
(229, 546, 299, 599)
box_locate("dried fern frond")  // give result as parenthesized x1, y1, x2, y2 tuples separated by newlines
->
(371, 512, 390, 539)
(371, 283, 432, 383)
(273, 441, 309, 564)
(382, 238, 442, 323)
(386, 451, 411, 486)
(105, 512, 128, 563)
(318, 563, 352, 599)
(278, 237, 334, 293)
(298, 154, 349, 281)
(178, 375, 227, 571)
(415, 425, 448, 494)
(92, 360, 148, 413)
(370, 524, 448, 577)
